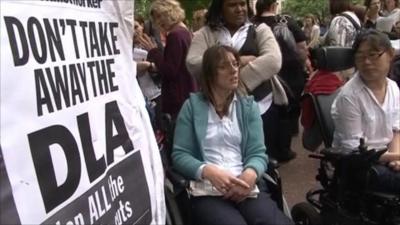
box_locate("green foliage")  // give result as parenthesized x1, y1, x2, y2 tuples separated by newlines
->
(134, 0, 152, 19)
(282, 0, 329, 23)
(179, 0, 210, 23)
(282, 0, 364, 24)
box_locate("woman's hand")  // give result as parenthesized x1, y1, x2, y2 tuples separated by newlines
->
(136, 33, 157, 51)
(238, 168, 257, 188)
(223, 185, 251, 202)
(136, 61, 151, 74)
(239, 55, 256, 67)
(202, 164, 250, 194)
(380, 132, 400, 164)
(223, 168, 258, 203)
(388, 160, 400, 171)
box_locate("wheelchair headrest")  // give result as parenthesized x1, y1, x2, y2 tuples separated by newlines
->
(311, 46, 354, 72)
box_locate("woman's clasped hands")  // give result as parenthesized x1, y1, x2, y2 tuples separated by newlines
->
(202, 164, 258, 203)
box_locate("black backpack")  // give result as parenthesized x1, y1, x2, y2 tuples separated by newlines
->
(271, 15, 302, 65)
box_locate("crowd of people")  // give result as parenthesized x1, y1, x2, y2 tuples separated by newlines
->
(133, 0, 400, 224)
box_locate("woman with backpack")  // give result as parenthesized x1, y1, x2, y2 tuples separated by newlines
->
(323, 0, 362, 81)
(325, 0, 362, 47)
(252, 0, 309, 162)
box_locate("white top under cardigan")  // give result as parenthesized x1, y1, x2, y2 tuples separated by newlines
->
(195, 95, 243, 179)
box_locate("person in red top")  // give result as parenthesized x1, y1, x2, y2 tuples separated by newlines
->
(301, 70, 344, 151)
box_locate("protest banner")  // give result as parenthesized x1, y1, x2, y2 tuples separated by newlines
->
(0, 0, 165, 224)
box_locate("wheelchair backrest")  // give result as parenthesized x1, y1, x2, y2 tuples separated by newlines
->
(312, 89, 341, 148)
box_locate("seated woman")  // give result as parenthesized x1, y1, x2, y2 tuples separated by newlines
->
(331, 29, 400, 193)
(172, 45, 293, 225)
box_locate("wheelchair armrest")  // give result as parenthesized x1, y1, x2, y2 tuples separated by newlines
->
(321, 147, 387, 168)
(166, 168, 189, 190)
(268, 158, 279, 169)
(365, 190, 400, 202)
(320, 147, 354, 160)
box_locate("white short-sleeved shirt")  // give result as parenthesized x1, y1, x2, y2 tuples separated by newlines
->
(332, 73, 400, 150)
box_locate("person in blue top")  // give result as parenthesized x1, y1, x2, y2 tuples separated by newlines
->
(172, 45, 293, 225)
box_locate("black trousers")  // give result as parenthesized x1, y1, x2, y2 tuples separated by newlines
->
(261, 104, 293, 159)
(190, 192, 293, 225)
(369, 164, 400, 194)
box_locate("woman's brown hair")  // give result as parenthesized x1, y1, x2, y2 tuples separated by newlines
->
(201, 45, 242, 112)
(330, 0, 353, 15)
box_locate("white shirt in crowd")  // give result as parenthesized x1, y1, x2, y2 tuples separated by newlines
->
(377, 8, 400, 32)
(332, 73, 400, 150)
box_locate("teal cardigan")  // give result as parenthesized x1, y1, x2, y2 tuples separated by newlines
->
(172, 93, 268, 180)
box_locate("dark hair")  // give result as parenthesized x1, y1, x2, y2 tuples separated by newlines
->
(364, 0, 371, 8)
(206, 0, 254, 30)
(364, 0, 376, 9)
(329, 0, 352, 15)
(352, 4, 367, 22)
(135, 15, 145, 25)
(255, 0, 277, 17)
(352, 29, 393, 54)
(201, 45, 241, 102)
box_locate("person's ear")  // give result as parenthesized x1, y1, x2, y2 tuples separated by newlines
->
(388, 47, 396, 58)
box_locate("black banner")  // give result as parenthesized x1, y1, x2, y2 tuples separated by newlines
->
(41, 151, 152, 225)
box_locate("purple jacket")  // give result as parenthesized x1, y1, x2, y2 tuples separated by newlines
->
(148, 26, 198, 119)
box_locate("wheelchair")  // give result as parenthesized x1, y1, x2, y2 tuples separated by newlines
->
(292, 46, 400, 225)
(291, 141, 400, 225)
(155, 114, 291, 225)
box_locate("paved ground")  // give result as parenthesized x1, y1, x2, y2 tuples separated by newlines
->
(277, 128, 321, 210)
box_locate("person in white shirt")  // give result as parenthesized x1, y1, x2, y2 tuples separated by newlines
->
(381, 0, 400, 19)
(375, 0, 400, 38)
(331, 29, 400, 193)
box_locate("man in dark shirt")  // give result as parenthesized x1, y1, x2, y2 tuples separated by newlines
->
(254, 0, 308, 162)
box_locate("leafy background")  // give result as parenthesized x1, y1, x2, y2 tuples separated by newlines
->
(134, 0, 364, 26)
